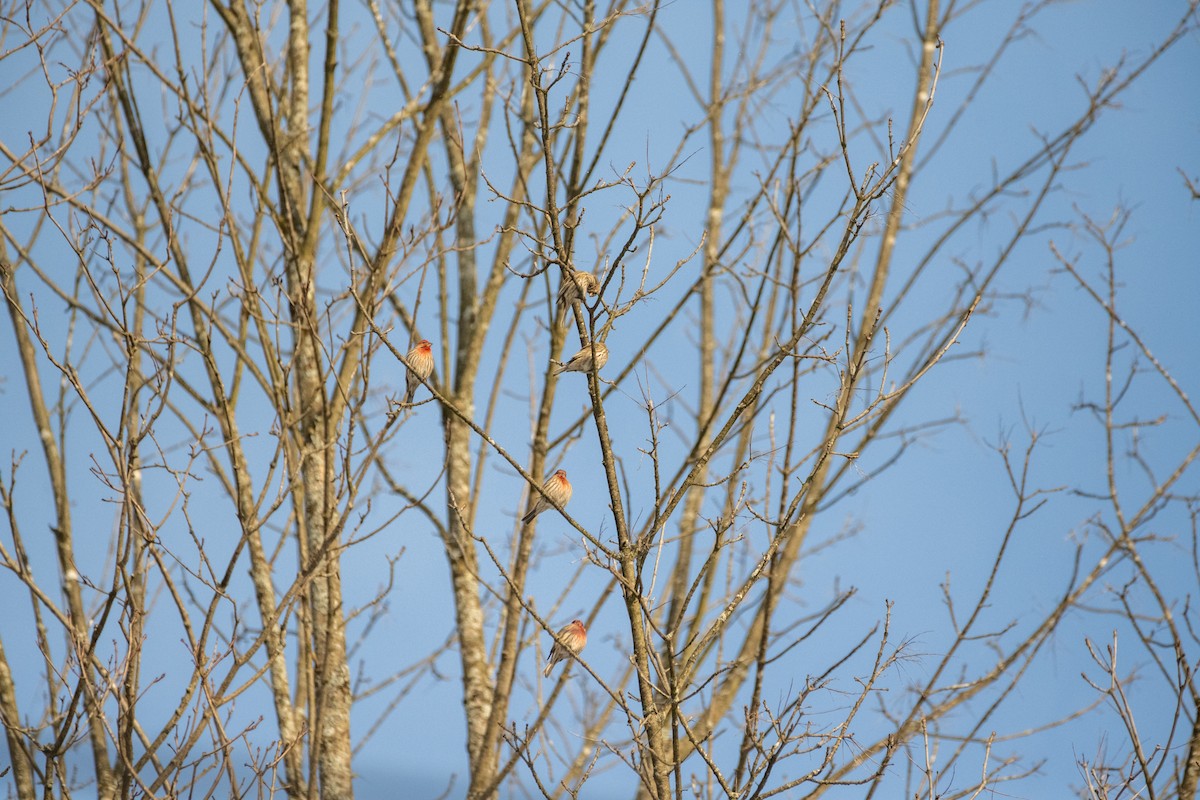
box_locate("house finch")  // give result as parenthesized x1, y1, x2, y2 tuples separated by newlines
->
(522, 469, 572, 523)
(404, 339, 434, 404)
(553, 342, 608, 375)
(544, 619, 587, 677)
(556, 270, 600, 322)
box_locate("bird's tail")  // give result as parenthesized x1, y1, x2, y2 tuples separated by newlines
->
(522, 507, 536, 524)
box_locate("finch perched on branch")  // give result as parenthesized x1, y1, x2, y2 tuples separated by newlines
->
(522, 469, 572, 523)
(543, 619, 587, 677)
(553, 342, 608, 375)
(556, 270, 600, 322)
(404, 339, 434, 404)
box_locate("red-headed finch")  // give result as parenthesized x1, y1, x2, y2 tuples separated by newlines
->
(522, 469, 572, 523)
(556, 270, 600, 321)
(404, 339, 434, 404)
(544, 619, 587, 677)
(553, 342, 608, 375)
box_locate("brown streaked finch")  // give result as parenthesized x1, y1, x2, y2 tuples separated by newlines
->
(404, 339, 434, 404)
(553, 342, 608, 375)
(522, 469, 572, 523)
(543, 619, 587, 676)
(556, 270, 600, 322)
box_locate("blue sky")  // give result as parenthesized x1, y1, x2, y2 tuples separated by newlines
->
(1, 1, 1198, 797)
